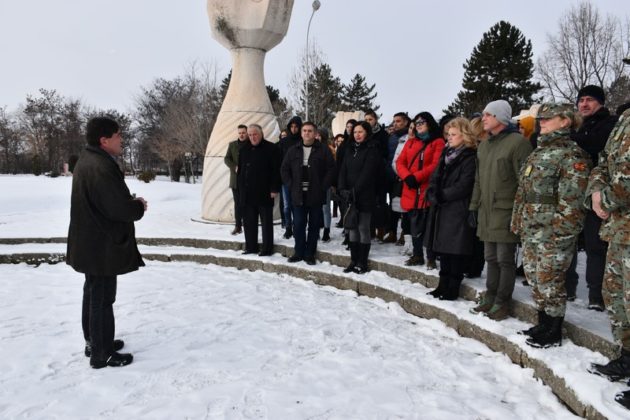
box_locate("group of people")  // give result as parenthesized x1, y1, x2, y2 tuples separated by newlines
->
(67, 59, 630, 410)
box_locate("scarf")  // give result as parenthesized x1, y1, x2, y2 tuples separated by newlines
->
(444, 145, 465, 165)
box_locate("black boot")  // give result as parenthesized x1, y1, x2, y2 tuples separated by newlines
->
(343, 242, 359, 273)
(428, 275, 448, 298)
(518, 311, 549, 337)
(588, 348, 630, 382)
(85, 339, 124, 357)
(354, 243, 371, 274)
(90, 351, 133, 369)
(283, 226, 293, 239)
(526, 316, 563, 348)
(322, 228, 331, 242)
(440, 277, 462, 301)
(615, 389, 630, 410)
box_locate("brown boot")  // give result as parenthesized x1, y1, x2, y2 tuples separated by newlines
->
(395, 232, 405, 246)
(486, 304, 510, 321)
(426, 259, 437, 269)
(231, 226, 242, 235)
(382, 231, 396, 243)
(470, 298, 494, 314)
(405, 255, 425, 266)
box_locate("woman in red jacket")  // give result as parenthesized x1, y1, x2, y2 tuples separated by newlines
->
(396, 112, 445, 268)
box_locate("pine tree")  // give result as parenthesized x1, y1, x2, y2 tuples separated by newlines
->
(341, 74, 379, 112)
(301, 63, 343, 128)
(446, 21, 541, 116)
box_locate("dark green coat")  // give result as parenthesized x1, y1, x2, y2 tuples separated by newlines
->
(224, 139, 246, 189)
(470, 128, 532, 243)
(66, 145, 145, 276)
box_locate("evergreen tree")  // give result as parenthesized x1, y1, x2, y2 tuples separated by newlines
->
(341, 73, 379, 112)
(446, 21, 541, 116)
(301, 63, 343, 128)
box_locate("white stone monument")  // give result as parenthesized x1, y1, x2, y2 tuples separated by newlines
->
(201, 0, 294, 222)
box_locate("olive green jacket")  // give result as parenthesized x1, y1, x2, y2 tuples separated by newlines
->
(224, 139, 244, 189)
(470, 128, 532, 243)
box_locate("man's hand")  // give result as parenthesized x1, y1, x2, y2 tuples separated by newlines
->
(270, 192, 278, 199)
(591, 191, 609, 220)
(136, 197, 148, 212)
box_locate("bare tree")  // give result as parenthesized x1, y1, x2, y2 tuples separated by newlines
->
(287, 42, 324, 115)
(0, 107, 25, 173)
(537, 1, 630, 102)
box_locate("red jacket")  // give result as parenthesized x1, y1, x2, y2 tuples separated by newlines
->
(396, 136, 445, 210)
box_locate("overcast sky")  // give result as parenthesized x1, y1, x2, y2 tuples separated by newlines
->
(1, 0, 629, 121)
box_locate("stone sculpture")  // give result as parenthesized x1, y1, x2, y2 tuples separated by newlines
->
(201, 0, 294, 222)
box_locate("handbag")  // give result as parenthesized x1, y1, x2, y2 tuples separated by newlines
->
(409, 207, 428, 238)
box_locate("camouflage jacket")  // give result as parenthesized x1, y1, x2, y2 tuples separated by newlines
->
(511, 129, 591, 243)
(586, 109, 630, 244)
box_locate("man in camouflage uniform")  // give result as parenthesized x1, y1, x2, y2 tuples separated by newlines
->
(585, 59, 630, 408)
(511, 103, 591, 348)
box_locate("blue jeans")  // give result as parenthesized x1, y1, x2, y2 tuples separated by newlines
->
(281, 184, 293, 229)
(322, 188, 332, 229)
(293, 205, 323, 258)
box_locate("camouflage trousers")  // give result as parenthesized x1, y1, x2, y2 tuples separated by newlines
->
(522, 238, 575, 317)
(603, 242, 630, 350)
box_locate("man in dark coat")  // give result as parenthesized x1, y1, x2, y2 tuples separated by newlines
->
(281, 121, 335, 265)
(565, 85, 619, 309)
(278, 116, 303, 239)
(238, 123, 281, 256)
(365, 109, 390, 241)
(67, 116, 147, 369)
(223, 124, 249, 235)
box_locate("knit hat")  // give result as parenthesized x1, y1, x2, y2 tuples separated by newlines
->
(483, 100, 512, 125)
(576, 85, 605, 105)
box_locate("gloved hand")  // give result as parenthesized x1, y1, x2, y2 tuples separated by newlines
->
(404, 175, 419, 189)
(467, 210, 478, 229)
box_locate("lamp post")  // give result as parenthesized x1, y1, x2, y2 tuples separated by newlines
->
(305, 0, 321, 122)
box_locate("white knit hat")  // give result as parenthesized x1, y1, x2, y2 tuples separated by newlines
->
(483, 100, 512, 125)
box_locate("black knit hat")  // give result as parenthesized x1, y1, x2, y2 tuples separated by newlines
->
(576, 85, 605, 105)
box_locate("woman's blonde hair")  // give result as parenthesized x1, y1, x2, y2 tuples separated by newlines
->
(445, 117, 477, 149)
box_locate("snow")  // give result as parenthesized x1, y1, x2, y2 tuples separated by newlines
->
(0, 175, 627, 418)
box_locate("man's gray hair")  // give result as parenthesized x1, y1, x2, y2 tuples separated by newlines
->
(248, 124, 263, 134)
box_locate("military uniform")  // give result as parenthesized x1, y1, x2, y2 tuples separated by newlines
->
(586, 108, 630, 350)
(512, 123, 591, 318)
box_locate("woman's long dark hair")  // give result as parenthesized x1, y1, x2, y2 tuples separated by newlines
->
(413, 111, 441, 140)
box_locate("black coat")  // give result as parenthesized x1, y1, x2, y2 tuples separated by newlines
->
(66, 145, 145, 276)
(338, 139, 382, 212)
(237, 139, 281, 207)
(424, 147, 477, 256)
(570, 107, 618, 166)
(280, 140, 336, 207)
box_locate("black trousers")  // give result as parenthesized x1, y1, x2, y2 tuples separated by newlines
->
(82, 274, 117, 359)
(584, 210, 608, 301)
(231, 188, 243, 228)
(243, 205, 274, 253)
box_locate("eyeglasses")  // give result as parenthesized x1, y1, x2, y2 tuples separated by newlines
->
(415, 119, 427, 125)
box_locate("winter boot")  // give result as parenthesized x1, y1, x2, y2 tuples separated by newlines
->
(322, 228, 331, 242)
(382, 231, 396, 243)
(426, 259, 438, 270)
(440, 277, 463, 301)
(518, 311, 549, 337)
(470, 296, 494, 314)
(405, 254, 425, 266)
(343, 242, 359, 273)
(354, 243, 371, 274)
(376, 228, 385, 243)
(526, 316, 563, 348)
(85, 339, 124, 358)
(588, 348, 630, 382)
(486, 304, 510, 321)
(395, 232, 405, 246)
(283, 226, 293, 239)
(428, 275, 448, 299)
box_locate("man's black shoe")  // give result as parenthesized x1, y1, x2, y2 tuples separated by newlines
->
(615, 390, 630, 410)
(258, 251, 273, 257)
(304, 256, 316, 265)
(90, 351, 133, 369)
(242, 250, 258, 255)
(287, 255, 302, 263)
(588, 349, 630, 382)
(85, 339, 124, 357)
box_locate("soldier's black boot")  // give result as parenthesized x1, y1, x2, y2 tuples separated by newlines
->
(518, 311, 549, 337)
(588, 348, 630, 382)
(343, 242, 359, 273)
(440, 277, 463, 301)
(526, 316, 563, 348)
(354, 243, 371, 274)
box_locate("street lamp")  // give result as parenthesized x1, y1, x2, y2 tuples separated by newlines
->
(305, 0, 321, 122)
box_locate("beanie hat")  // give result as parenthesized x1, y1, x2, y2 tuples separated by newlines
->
(483, 100, 512, 126)
(576, 85, 605, 105)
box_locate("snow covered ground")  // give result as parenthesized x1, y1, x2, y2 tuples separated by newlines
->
(0, 175, 626, 418)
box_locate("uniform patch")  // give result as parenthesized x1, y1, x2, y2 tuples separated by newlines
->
(573, 162, 587, 171)
(524, 165, 532, 176)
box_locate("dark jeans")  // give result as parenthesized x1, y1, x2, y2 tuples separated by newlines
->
(281, 184, 293, 229)
(231, 188, 243, 228)
(293, 205, 323, 258)
(484, 241, 517, 306)
(82, 274, 117, 359)
(584, 210, 608, 301)
(243, 205, 274, 253)
(467, 236, 485, 276)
